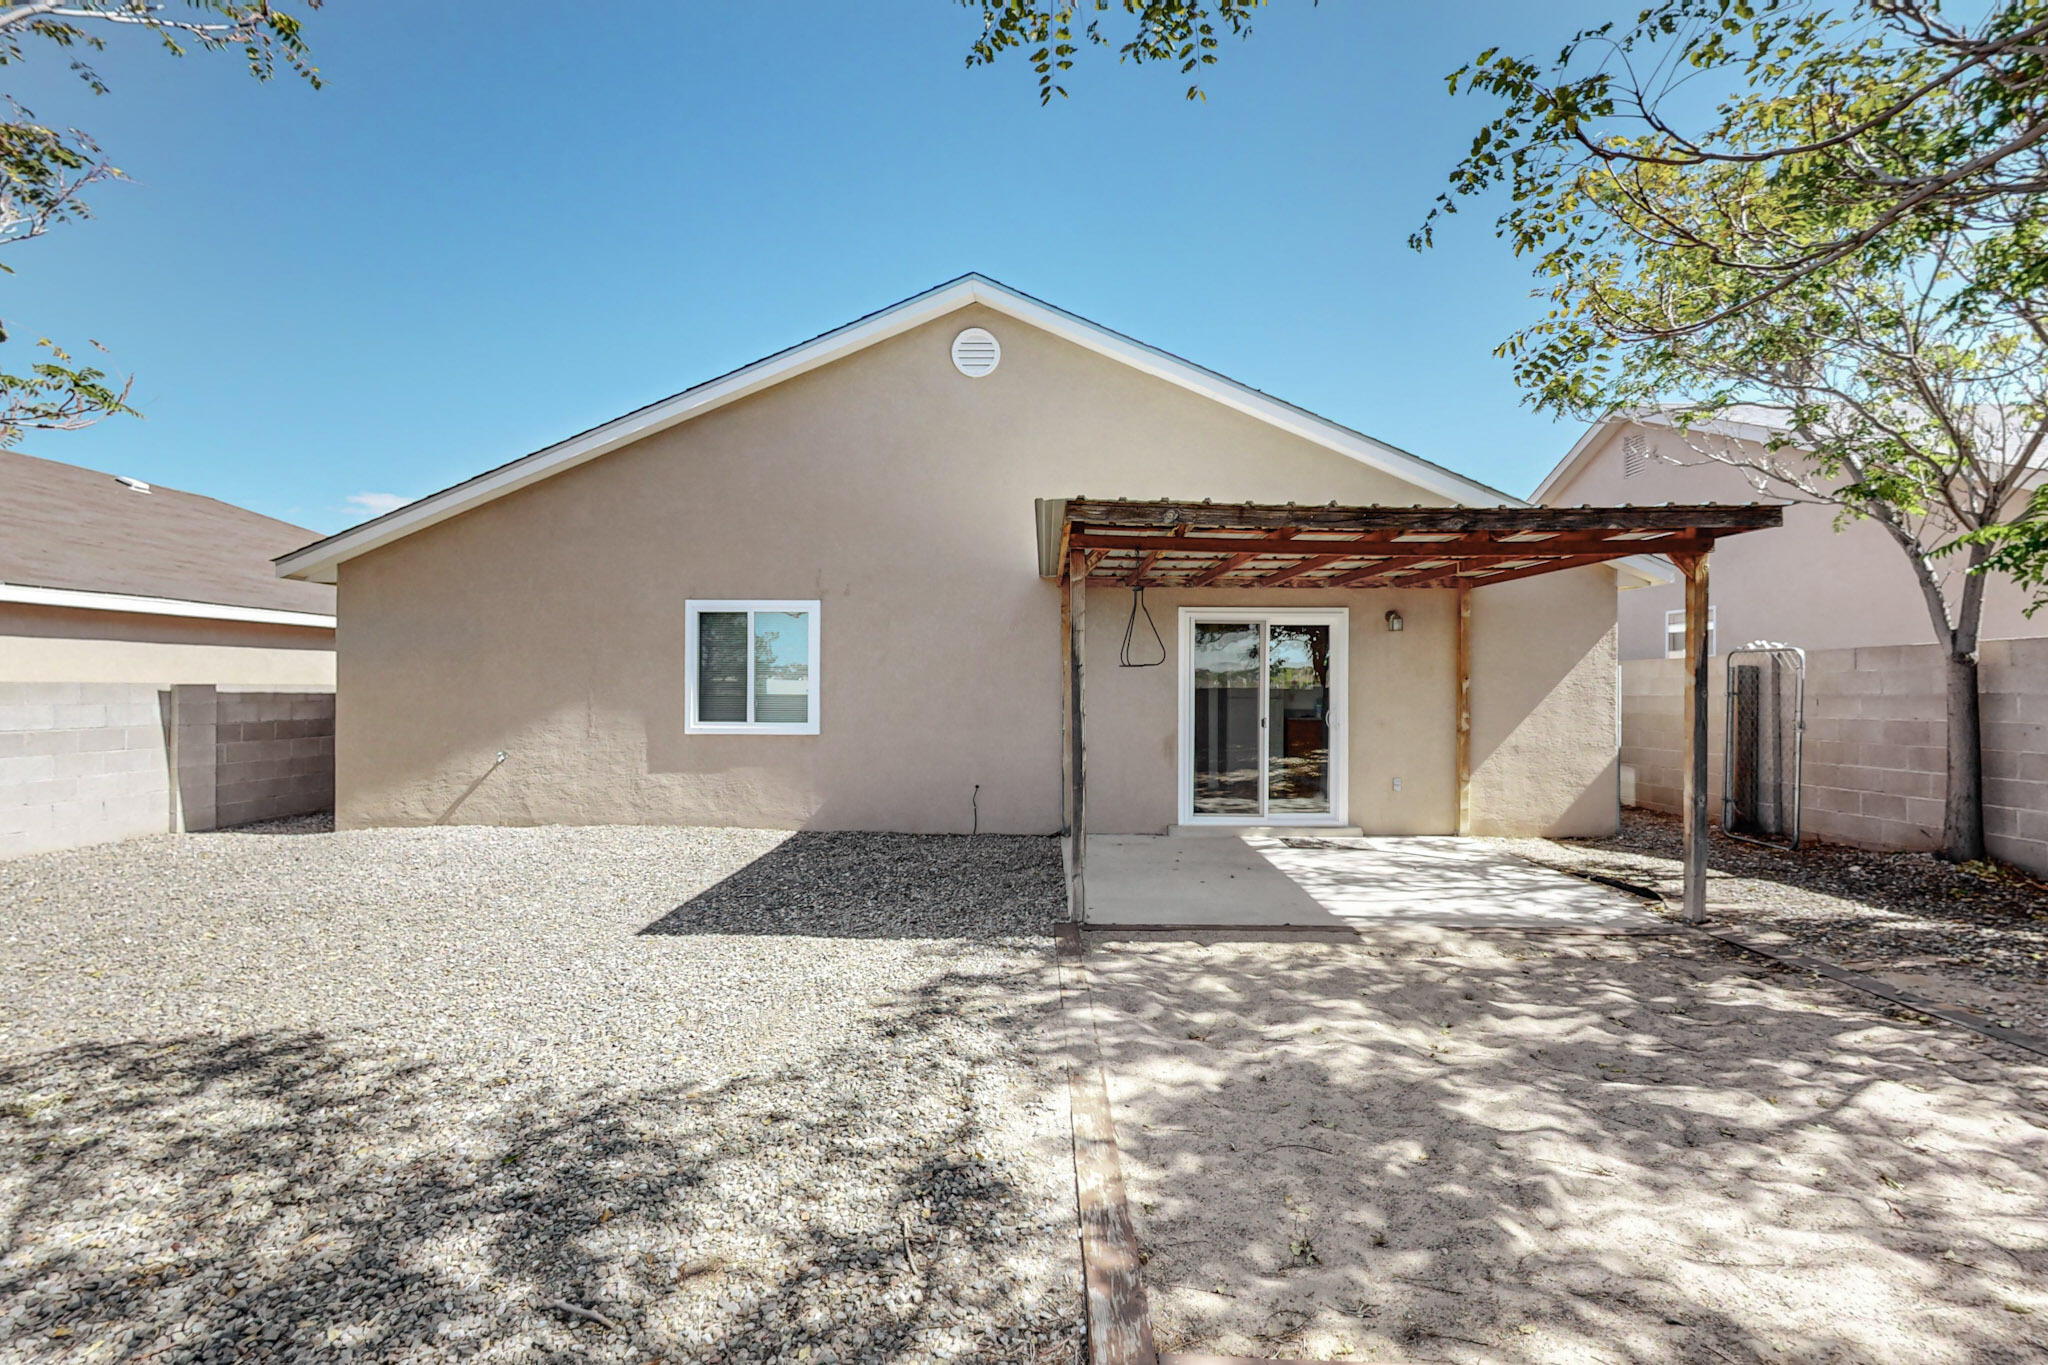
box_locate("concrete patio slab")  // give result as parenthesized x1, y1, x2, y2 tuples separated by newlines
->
(1085, 833, 1660, 931)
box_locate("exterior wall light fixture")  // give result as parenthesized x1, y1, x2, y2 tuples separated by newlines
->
(1385, 609, 1404, 633)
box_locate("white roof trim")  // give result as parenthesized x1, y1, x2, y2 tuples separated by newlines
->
(277, 274, 1519, 583)
(0, 581, 336, 629)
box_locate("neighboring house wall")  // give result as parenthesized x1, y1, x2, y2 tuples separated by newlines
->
(1619, 639, 2048, 875)
(336, 304, 1619, 838)
(0, 683, 334, 858)
(1544, 421, 2042, 659)
(0, 602, 334, 686)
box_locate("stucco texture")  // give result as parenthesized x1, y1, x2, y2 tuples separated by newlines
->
(336, 305, 1616, 837)
(1546, 422, 2044, 660)
(0, 603, 335, 687)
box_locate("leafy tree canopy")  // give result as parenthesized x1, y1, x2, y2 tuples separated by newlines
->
(0, 1, 321, 444)
(956, 0, 1272, 102)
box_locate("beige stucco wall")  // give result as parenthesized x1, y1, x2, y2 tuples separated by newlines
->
(1466, 566, 1620, 837)
(336, 304, 1618, 837)
(0, 603, 335, 686)
(1545, 422, 2044, 659)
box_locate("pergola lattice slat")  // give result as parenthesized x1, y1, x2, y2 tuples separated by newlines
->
(1046, 498, 1778, 590)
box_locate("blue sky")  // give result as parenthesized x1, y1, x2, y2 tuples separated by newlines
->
(6, 1, 1619, 533)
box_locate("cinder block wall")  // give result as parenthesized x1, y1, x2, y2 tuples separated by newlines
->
(1620, 638, 2048, 875)
(0, 683, 174, 858)
(0, 682, 333, 858)
(214, 689, 335, 829)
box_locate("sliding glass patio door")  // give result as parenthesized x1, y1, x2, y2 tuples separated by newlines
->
(1181, 609, 1347, 825)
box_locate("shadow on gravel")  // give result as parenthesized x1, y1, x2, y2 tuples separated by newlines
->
(1082, 927, 2048, 1363)
(639, 831, 1064, 940)
(0, 958, 1082, 1364)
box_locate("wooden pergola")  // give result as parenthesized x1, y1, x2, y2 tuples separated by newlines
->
(1036, 497, 1783, 926)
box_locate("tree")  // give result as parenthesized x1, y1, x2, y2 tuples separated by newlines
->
(0, 1, 321, 445)
(1418, 1, 2047, 320)
(1577, 228, 2045, 865)
(1414, 2, 2048, 864)
(956, 1, 2048, 863)
(955, 0, 1268, 103)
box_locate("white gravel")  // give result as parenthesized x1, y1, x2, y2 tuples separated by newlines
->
(0, 824, 1083, 1365)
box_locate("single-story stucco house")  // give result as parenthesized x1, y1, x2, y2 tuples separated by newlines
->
(276, 276, 1775, 915)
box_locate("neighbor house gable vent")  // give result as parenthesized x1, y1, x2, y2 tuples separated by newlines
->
(1621, 433, 1647, 479)
(951, 327, 1001, 378)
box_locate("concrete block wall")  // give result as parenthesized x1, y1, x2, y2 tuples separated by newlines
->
(0, 682, 333, 858)
(214, 688, 335, 829)
(1620, 638, 2048, 875)
(0, 683, 174, 859)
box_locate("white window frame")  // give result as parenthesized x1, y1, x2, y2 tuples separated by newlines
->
(1175, 606, 1350, 828)
(685, 599, 821, 735)
(1665, 605, 1716, 659)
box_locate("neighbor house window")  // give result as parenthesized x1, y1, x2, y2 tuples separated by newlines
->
(1665, 605, 1716, 659)
(685, 600, 820, 734)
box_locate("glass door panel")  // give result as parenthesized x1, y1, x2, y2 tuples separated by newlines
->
(1191, 622, 1261, 815)
(1266, 623, 1333, 815)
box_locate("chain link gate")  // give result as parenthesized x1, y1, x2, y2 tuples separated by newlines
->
(1723, 644, 1805, 848)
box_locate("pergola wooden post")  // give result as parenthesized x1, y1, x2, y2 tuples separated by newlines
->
(1065, 546, 1088, 923)
(1673, 550, 1712, 924)
(1455, 587, 1473, 836)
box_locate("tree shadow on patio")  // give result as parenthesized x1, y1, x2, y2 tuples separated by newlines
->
(1079, 925, 2048, 1363)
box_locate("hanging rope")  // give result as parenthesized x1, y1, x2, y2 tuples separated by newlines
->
(1119, 584, 1166, 668)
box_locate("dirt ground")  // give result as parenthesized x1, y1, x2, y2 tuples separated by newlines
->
(1082, 925, 2048, 1365)
(1502, 810, 2048, 1042)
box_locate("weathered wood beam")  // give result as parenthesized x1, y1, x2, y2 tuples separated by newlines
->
(1238, 553, 1374, 587)
(1126, 549, 1162, 586)
(1184, 552, 1261, 588)
(1345, 554, 1613, 593)
(1067, 548, 1089, 924)
(1675, 550, 1711, 925)
(1322, 555, 1445, 588)
(1456, 588, 1472, 837)
(1068, 531, 1716, 560)
(1065, 499, 1784, 535)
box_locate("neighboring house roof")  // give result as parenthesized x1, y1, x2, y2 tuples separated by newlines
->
(1534, 405, 2046, 505)
(277, 274, 1564, 586)
(0, 449, 337, 627)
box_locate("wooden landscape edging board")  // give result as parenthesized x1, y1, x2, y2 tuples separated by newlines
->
(1055, 924, 1157, 1365)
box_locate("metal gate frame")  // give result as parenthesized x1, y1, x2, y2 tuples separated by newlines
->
(1722, 643, 1806, 849)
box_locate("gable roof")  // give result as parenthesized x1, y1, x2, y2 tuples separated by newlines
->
(0, 449, 336, 625)
(1531, 408, 1795, 505)
(276, 274, 1526, 585)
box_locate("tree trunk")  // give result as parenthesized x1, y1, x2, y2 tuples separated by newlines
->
(1941, 646, 1986, 863)
(1936, 546, 1991, 863)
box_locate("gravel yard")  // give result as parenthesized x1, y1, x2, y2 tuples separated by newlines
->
(1502, 809, 2048, 1039)
(0, 824, 1081, 1365)
(1085, 926, 2048, 1364)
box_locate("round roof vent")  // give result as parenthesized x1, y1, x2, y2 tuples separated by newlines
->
(951, 327, 1001, 378)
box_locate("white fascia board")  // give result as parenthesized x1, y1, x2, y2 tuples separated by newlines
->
(1613, 554, 1677, 589)
(276, 274, 1518, 583)
(0, 581, 337, 628)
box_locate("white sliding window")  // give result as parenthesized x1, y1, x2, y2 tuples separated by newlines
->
(685, 600, 820, 735)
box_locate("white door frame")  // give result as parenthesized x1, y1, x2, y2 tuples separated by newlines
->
(1176, 606, 1349, 827)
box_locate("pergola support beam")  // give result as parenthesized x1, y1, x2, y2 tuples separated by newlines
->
(1066, 548, 1089, 924)
(1674, 550, 1712, 924)
(1456, 588, 1472, 836)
